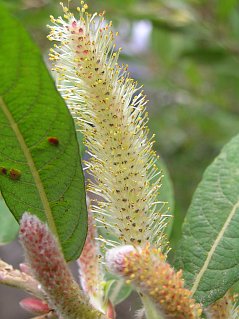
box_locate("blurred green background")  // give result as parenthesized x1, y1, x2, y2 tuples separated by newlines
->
(5, 0, 239, 248)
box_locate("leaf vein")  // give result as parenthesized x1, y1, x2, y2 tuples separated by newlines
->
(0, 96, 59, 240)
(191, 199, 239, 295)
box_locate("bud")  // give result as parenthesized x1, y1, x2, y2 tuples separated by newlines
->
(19, 297, 50, 315)
(106, 300, 116, 319)
(19, 213, 103, 319)
(205, 292, 239, 319)
(106, 244, 202, 319)
(19, 263, 31, 275)
(78, 206, 105, 312)
(78, 201, 115, 318)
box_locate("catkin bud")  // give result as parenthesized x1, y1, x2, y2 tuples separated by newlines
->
(19, 297, 50, 315)
(78, 206, 105, 313)
(205, 292, 239, 319)
(106, 244, 202, 319)
(19, 213, 104, 319)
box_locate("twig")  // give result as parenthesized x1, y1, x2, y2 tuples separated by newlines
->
(0, 259, 44, 299)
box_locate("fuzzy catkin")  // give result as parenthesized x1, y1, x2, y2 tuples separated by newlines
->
(205, 293, 239, 319)
(19, 213, 103, 319)
(106, 244, 202, 319)
(78, 206, 105, 313)
(47, 2, 168, 248)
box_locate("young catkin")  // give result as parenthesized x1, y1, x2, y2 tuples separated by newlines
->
(106, 244, 202, 319)
(77, 204, 106, 314)
(205, 293, 239, 319)
(19, 213, 103, 319)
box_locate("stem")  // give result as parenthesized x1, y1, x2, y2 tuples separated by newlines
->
(140, 295, 164, 319)
(0, 259, 44, 299)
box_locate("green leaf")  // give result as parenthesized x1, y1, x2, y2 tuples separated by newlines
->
(175, 134, 239, 306)
(77, 131, 86, 158)
(103, 279, 116, 301)
(0, 3, 87, 261)
(141, 295, 164, 319)
(181, 46, 229, 64)
(104, 274, 132, 305)
(216, 0, 238, 19)
(0, 197, 19, 245)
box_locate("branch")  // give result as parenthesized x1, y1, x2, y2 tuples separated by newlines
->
(0, 259, 44, 299)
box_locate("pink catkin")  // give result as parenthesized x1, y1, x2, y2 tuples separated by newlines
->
(19, 213, 103, 319)
(78, 211, 100, 295)
(78, 210, 104, 297)
(205, 293, 238, 319)
(78, 208, 115, 317)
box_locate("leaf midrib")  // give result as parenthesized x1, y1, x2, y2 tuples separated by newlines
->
(0, 96, 59, 240)
(191, 199, 239, 295)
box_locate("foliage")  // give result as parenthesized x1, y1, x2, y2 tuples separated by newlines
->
(0, 197, 18, 245)
(0, 1, 87, 261)
(176, 133, 239, 306)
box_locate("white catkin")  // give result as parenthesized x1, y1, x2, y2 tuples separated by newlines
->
(47, 1, 169, 249)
